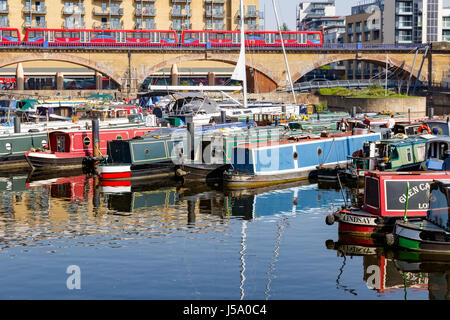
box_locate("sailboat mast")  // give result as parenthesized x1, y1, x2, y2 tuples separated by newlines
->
(271, 0, 297, 104)
(240, 0, 248, 108)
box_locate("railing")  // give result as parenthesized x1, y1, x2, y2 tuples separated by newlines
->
(293, 79, 428, 92)
(23, 5, 47, 14)
(63, 7, 85, 15)
(135, 8, 156, 16)
(93, 8, 124, 16)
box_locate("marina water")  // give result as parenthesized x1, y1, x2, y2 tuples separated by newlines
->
(0, 171, 444, 300)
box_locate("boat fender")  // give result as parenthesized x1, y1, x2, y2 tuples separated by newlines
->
(325, 239, 335, 250)
(30, 148, 36, 152)
(176, 168, 187, 177)
(325, 214, 335, 225)
(385, 233, 395, 246)
(132, 136, 144, 140)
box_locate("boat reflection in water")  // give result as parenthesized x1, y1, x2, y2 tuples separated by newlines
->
(326, 236, 450, 299)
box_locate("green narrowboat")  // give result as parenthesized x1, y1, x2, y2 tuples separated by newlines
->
(0, 131, 49, 171)
(346, 136, 430, 180)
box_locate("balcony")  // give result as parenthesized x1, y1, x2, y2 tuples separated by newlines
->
(135, 0, 156, 2)
(135, 23, 156, 30)
(23, 5, 47, 15)
(135, 8, 156, 16)
(93, 8, 124, 16)
(24, 21, 47, 28)
(171, 0, 192, 2)
(205, 10, 224, 18)
(171, 23, 192, 31)
(63, 22, 86, 29)
(171, 9, 192, 17)
(0, 5, 8, 14)
(396, 21, 413, 29)
(93, 23, 124, 30)
(0, 20, 9, 27)
(63, 7, 85, 15)
(396, 6, 413, 15)
(204, 0, 225, 3)
(237, 10, 263, 19)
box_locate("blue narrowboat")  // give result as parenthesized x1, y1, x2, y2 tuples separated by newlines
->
(223, 131, 382, 188)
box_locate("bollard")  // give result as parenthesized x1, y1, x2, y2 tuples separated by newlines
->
(429, 107, 434, 120)
(408, 108, 411, 123)
(221, 110, 227, 124)
(92, 118, 100, 171)
(14, 117, 20, 133)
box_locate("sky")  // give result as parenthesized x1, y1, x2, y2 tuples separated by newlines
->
(260, 0, 450, 30)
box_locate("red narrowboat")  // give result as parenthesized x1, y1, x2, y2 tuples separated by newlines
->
(326, 171, 450, 240)
(25, 126, 158, 171)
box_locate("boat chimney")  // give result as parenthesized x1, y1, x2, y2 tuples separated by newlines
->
(14, 117, 20, 133)
(92, 118, 100, 170)
(187, 120, 195, 162)
(351, 106, 356, 118)
(221, 110, 227, 124)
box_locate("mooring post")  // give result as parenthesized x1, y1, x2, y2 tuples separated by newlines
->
(14, 116, 20, 133)
(351, 106, 356, 118)
(429, 107, 434, 120)
(92, 118, 100, 170)
(187, 121, 195, 162)
(408, 108, 411, 123)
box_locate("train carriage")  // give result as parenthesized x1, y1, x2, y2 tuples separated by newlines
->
(181, 30, 323, 47)
(24, 28, 178, 46)
(0, 28, 21, 43)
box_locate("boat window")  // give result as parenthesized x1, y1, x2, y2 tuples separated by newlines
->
(416, 145, 425, 161)
(144, 149, 150, 156)
(406, 147, 412, 162)
(41, 140, 47, 147)
(57, 136, 66, 152)
(293, 152, 298, 160)
(317, 147, 322, 157)
(83, 137, 91, 146)
(5, 142, 11, 151)
(389, 146, 399, 160)
(365, 177, 379, 209)
(116, 135, 122, 140)
(439, 142, 448, 160)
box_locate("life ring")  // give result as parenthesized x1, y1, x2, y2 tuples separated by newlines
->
(418, 124, 431, 134)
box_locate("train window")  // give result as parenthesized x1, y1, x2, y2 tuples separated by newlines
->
(54, 31, 63, 38)
(127, 32, 135, 39)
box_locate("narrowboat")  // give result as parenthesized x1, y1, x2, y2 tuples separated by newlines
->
(98, 123, 296, 184)
(346, 135, 431, 180)
(327, 171, 450, 240)
(423, 136, 450, 171)
(25, 124, 158, 171)
(423, 119, 450, 135)
(0, 131, 48, 171)
(389, 179, 450, 253)
(223, 131, 382, 189)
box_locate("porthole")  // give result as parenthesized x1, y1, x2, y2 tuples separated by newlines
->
(116, 135, 122, 140)
(5, 143, 11, 151)
(83, 137, 91, 146)
(144, 149, 150, 155)
(293, 152, 298, 160)
(41, 140, 47, 147)
(317, 147, 323, 157)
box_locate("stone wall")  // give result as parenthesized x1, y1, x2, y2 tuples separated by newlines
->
(320, 95, 427, 117)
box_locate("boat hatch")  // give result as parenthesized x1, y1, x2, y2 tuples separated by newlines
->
(428, 181, 450, 231)
(50, 132, 70, 153)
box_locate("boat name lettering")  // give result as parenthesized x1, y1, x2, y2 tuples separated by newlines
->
(399, 183, 430, 204)
(341, 214, 376, 226)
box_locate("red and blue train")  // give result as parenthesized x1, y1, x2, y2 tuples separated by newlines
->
(0, 27, 323, 47)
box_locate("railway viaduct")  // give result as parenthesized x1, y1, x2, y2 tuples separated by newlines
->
(2, 42, 450, 93)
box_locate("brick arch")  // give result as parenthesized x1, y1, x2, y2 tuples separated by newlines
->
(291, 54, 427, 84)
(141, 53, 280, 86)
(0, 52, 122, 87)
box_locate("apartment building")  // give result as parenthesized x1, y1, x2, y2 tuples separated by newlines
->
(0, 0, 262, 36)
